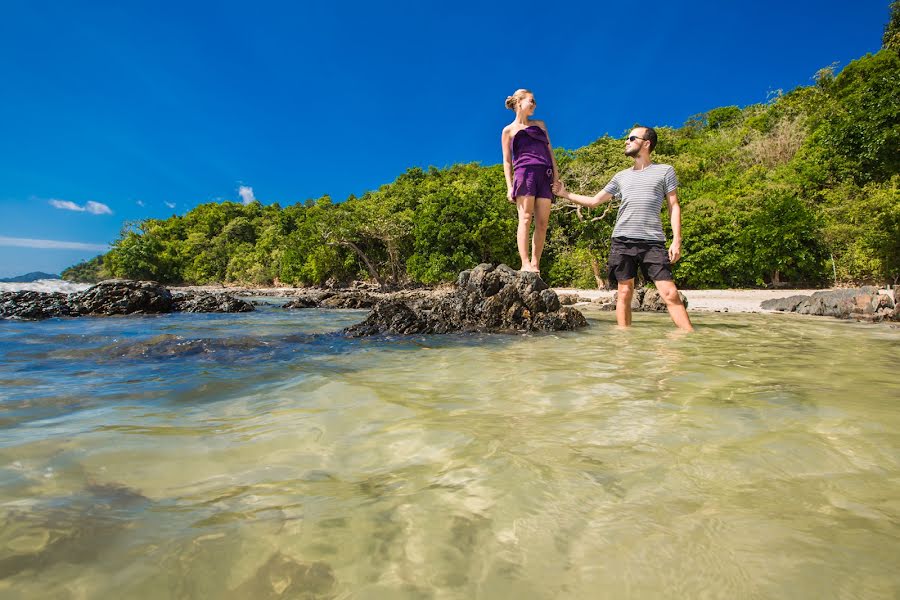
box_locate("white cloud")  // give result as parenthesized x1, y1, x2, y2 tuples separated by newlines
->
(136, 200, 145, 207)
(85, 201, 112, 215)
(0, 236, 109, 251)
(164, 201, 176, 209)
(238, 185, 256, 205)
(48, 198, 113, 215)
(49, 199, 83, 211)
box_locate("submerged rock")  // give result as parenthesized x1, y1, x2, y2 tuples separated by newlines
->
(344, 264, 587, 336)
(761, 287, 896, 322)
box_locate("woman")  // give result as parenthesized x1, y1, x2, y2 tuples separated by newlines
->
(501, 88, 558, 274)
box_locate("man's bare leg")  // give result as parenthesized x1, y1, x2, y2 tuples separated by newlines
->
(616, 279, 635, 328)
(655, 279, 694, 331)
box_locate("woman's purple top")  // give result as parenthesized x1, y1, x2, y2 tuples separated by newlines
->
(511, 125, 553, 169)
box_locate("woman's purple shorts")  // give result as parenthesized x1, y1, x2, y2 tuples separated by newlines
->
(513, 165, 554, 200)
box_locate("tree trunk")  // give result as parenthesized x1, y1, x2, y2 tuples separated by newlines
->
(591, 256, 606, 289)
(339, 240, 385, 288)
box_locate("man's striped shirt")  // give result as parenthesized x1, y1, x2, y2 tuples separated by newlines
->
(603, 163, 679, 242)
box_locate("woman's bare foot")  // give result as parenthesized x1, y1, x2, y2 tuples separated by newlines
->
(519, 264, 539, 273)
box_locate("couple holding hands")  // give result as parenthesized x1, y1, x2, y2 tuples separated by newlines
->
(501, 88, 693, 331)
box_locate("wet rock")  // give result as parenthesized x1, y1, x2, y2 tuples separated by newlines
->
(1, 280, 256, 320)
(320, 292, 376, 309)
(0, 291, 76, 319)
(761, 287, 896, 322)
(760, 295, 810, 312)
(344, 264, 587, 336)
(894, 287, 900, 321)
(71, 280, 174, 315)
(171, 292, 254, 313)
(282, 295, 322, 309)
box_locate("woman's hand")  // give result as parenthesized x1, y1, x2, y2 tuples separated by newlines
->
(552, 180, 566, 198)
(507, 188, 515, 203)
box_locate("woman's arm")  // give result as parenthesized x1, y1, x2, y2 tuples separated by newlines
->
(553, 181, 613, 208)
(501, 127, 514, 201)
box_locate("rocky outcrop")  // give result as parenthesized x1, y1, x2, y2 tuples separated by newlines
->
(344, 264, 587, 336)
(171, 292, 254, 313)
(71, 280, 174, 315)
(0, 291, 76, 320)
(1, 280, 255, 320)
(595, 288, 689, 312)
(760, 287, 896, 322)
(282, 288, 444, 311)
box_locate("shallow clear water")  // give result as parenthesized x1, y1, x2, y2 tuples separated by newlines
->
(1, 303, 898, 599)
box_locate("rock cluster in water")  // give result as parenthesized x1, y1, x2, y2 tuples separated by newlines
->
(0, 280, 254, 320)
(594, 287, 689, 312)
(344, 263, 587, 336)
(761, 287, 898, 322)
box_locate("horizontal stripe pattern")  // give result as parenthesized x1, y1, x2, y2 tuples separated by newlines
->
(603, 163, 678, 242)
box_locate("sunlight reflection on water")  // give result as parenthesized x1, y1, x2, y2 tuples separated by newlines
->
(1, 307, 898, 598)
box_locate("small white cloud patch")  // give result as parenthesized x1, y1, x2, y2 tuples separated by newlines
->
(48, 199, 113, 215)
(238, 186, 256, 205)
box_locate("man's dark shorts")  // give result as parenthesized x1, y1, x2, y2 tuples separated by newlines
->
(608, 236, 673, 286)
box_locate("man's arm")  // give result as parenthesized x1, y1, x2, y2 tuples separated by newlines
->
(553, 181, 613, 208)
(666, 189, 683, 263)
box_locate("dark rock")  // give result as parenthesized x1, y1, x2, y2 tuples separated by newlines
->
(72, 280, 173, 315)
(320, 292, 376, 309)
(641, 289, 689, 312)
(343, 301, 431, 336)
(171, 292, 254, 313)
(894, 287, 900, 322)
(282, 296, 320, 309)
(760, 295, 810, 312)
(0, 291, 76, 319)
(762, 287, 895, 322)
(607, 288, 688, 312)
(2, 280, 255, 320)
(344, 264, 587, 336)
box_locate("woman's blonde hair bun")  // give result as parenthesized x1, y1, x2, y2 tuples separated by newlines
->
(506, 89, 532, 111)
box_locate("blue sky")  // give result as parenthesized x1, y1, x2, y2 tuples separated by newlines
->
(0, 0, 891, 278)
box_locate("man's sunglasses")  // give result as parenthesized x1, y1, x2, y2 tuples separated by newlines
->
(627, 135, 647, 142)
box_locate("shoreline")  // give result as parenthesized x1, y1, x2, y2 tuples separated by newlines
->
(552, 288, 830, 313)
(5, 280, 892, 315)
(172, 284, 846, 314)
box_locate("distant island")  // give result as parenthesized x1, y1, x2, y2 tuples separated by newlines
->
(0, 272, 60, 283)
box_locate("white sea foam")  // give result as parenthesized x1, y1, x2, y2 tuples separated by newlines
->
(0, 279, 91, 294)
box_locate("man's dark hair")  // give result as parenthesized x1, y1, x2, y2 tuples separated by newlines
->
(636, 125, 658, 152)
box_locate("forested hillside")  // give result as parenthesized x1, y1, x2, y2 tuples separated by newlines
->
(65, 18, 899, 288)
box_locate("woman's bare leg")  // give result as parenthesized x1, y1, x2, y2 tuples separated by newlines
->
(516, 195, 537, 271)
(530, 197, 552, 273)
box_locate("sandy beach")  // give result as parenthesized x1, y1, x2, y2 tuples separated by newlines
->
(552, 288, 829, 313)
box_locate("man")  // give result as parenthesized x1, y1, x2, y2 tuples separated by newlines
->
(553, 126, 693, 331)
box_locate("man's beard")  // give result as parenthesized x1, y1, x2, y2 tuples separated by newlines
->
(624, 146, 639, 157)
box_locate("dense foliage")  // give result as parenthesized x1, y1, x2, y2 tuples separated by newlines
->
(64, 41, 900, 288)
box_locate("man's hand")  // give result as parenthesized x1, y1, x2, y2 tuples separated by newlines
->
(668, 241, 682, 263)
(552, 180, 566, 198)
